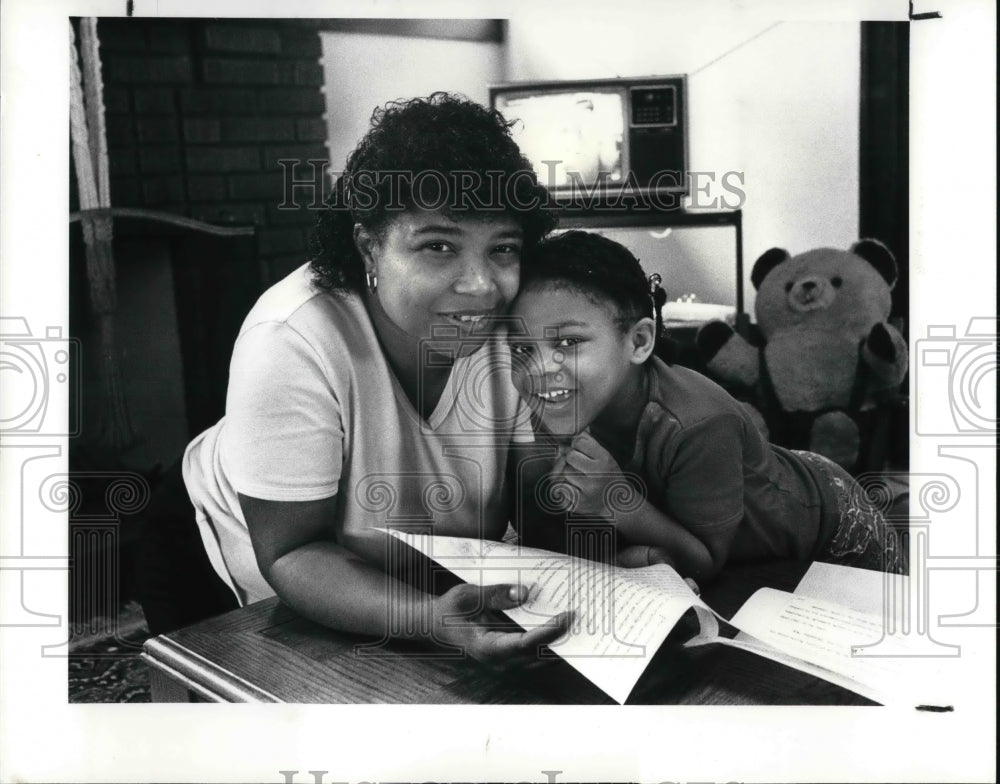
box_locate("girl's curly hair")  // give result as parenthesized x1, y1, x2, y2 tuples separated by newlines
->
(521, 230, 674, 363)
(523, 231, 654, 323)
(309, 92, 558, 293)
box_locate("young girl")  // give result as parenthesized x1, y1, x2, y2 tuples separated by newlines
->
(507, 231, 904, 580)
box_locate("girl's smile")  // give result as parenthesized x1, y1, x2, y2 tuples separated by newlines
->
(509, 285, 647, 437)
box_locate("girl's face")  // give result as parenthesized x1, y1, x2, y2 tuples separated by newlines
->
(358, 209, 524, 353)
(509, 284, 640, 436)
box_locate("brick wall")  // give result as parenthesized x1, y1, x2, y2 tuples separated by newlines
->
(96, 19, 328, 282)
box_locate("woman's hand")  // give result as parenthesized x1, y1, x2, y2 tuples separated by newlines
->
(430, 583, 572, 669)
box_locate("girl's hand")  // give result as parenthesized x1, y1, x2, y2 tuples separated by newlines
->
(430, 583, 572, 669)
(615, 544, 676, 569)
(549, 431, 635, 519)
(614, 545, 701, 594)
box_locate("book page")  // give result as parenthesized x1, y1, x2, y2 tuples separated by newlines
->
(707, 629, 890, 704)
(727, 586, 949, 706)
(794, 561, 909, 623)
(381, 529, 710, 704)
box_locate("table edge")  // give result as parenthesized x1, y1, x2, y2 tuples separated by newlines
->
(143, 635, 281, 703)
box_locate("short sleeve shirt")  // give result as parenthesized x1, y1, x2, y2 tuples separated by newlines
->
(183, 265, 529, 603)
(624, 360, 838, 562)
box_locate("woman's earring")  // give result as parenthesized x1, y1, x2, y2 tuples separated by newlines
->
(365, 270, 378, 294)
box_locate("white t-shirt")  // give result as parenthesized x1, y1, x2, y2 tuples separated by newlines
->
(183, 265, 529, 605)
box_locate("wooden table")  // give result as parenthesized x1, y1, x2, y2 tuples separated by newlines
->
(141, 560, 875, 705)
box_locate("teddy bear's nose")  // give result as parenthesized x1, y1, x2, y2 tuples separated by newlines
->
(801, 280, 817, 291)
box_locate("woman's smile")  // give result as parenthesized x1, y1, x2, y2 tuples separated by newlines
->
(361, 209, 524, 349)
(438, 310, 496, 327)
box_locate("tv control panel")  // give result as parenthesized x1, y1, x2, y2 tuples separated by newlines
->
(630, 85, 678, 127)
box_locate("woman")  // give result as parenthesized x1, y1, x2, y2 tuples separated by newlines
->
(182, 93, 567, 665)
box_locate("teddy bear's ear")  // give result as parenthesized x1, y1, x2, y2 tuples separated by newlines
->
(751, 248, 790, 289)
(851, 239, 898, 288)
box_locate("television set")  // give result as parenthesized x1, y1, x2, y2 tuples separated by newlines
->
(490, 76, 689, 207)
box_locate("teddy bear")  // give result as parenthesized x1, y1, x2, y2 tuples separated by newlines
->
(695, 239, 908, 472)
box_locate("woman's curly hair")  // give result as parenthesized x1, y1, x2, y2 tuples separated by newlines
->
(309, 92, 558, 293)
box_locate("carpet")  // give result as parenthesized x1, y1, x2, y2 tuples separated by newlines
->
(68, 601, 153, 703)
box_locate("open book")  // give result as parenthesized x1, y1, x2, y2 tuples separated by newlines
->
(383, 529, 948, 706)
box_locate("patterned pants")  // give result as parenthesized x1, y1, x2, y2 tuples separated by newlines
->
(792, 450, 906, 575)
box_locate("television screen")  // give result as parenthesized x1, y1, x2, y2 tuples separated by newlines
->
(578, 225, 739, 317)
(494, 90, 625, 190)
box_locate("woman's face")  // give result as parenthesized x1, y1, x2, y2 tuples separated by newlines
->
(359, 210, 524, 351)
